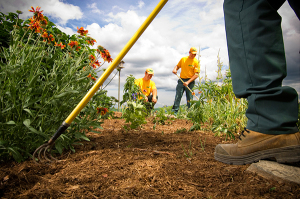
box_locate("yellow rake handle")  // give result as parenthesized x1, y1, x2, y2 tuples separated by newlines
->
(175, 73, 199, 101)
(48, 0, 168, 144)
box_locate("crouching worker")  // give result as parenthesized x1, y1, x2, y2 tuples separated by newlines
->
(134, 68, 158, 111)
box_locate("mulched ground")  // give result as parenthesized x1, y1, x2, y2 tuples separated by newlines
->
(0, 115, 299, 198)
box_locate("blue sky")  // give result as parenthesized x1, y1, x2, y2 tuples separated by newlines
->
(1, 0, 299, 107)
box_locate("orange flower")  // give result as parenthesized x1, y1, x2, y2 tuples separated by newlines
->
(198, 91, 202, 94)
(97, 107, 108, 115)
(68, 41, 78, 48)
(96, 45, 113, 63)
(192, 92, 195, 95)
(86, 36, 96, 45)
(28, 19, 42, 33)
(87, 74, 96, 81)
(29, 6, 44, 21)
(42, 32, 55, 43)
(75, 46, 81, 51)
(94, 60, 101, 67)
(100, 50, 113, 63)
(55, 42, 66, 49)
(89, 54, 96, 62)
(77, 27, 88, 36)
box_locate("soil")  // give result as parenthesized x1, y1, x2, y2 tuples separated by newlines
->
(0, 113, 299, 199)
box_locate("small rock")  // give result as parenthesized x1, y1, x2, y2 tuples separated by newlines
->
(246, 160, 300, 184)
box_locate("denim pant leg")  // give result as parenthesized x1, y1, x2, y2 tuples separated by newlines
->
(224, 0, 299, 134)
(172, 79, 185, 113)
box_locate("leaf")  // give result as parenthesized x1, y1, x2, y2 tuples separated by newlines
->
(7, 147, 23, 162)
(54, 90, 79, 98)
(55, 141, 63, 154)
(28, 74, 39, 88)
(23, 109, 33, 117)
(75, 132, 90, 141)
(23, 119, 31, 127)
(6, 121, 16, 125)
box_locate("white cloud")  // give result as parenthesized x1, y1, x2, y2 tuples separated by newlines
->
(0, 0, 83, 25)
(87, 3, 103, 15)
(138, 1, 145, 9)
(1, 0, 298, 107)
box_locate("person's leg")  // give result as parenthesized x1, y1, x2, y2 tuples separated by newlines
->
(184, 79, 195, 108)
(147, 95, 158, 110)
(224, 0, 298, 135)
(172, 79, 184, 113)
(214, 0, 300, 165)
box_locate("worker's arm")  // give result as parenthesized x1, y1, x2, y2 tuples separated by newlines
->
(172, 65, 179, 74)
(183, 73, 199, 87)
(152, 89, 157, 103)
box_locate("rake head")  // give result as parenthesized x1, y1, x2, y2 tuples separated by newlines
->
(32, 141, 58, 163)
(32, 122, 69, 163)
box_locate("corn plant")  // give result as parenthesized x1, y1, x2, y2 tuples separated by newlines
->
(190, 68, 247, 138)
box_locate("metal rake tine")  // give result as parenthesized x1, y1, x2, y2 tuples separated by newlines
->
(32, 143, 48, 163)
(44, 144, 58, 162)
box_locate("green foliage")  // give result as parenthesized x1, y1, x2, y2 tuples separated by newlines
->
(174, 128, 187, 134)
(122, 101, 148, 130)
(0, 11, 115, 162)
(120, 74, 151, 130)
(153, 107, 174, 125)
(120, 75, 143, 105)
(190, 69, 247, 138)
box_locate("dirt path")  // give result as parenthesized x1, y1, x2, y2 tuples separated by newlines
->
(0, 118, 299, 198)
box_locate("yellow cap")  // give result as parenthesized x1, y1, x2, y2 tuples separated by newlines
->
(146, 68, 154, 75)
(190, 47, 197, 54)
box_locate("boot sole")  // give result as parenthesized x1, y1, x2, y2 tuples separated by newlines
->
(214, 145, 300, 165)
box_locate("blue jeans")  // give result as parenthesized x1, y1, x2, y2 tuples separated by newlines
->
(172, 79, 195, 113)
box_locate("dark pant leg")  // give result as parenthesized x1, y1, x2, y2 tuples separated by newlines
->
(185, 80, 195, 108)
(172, 79, 185, 113)
(147, 95, 158, 110)
(224, 0, 299, 134)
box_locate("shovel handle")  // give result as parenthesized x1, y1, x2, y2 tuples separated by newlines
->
(175, 73, 199, 100)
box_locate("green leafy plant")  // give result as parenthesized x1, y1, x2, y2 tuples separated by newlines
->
(122, 101, 148, 130)
(0, 9, 115, 162)
(153, 107, 172, 125)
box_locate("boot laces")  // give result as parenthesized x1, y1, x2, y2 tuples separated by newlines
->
(238, 128, 250, 140)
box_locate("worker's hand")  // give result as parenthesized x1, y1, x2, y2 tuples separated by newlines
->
(172, 68, 177, 74)
(152, 97, 157, 103)
(183, 82, 189, 87)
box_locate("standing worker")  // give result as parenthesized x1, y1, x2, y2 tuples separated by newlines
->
(172, 47, 199, 114)
(214, 0, 300, 165)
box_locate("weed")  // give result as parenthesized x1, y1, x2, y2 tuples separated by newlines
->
(175, 128, 187, 134)
(199, 137, 206, 151)
(181, 140, 193, 158)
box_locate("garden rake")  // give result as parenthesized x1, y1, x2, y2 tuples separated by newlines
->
(32, 0, 168, 163)
(175, 73, 199, 100)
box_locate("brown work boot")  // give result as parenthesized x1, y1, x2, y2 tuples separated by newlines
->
(214, 128, 300, 165)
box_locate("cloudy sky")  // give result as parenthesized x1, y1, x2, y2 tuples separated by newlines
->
(1, 0, 299, 108)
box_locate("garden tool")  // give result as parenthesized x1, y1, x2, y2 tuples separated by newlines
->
(32, 0, 168, 163)
(175, 73, 199, 100)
